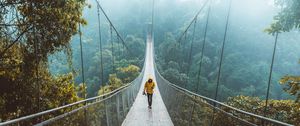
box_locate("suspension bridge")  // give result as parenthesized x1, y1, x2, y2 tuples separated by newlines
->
(0, 0, 295, 126)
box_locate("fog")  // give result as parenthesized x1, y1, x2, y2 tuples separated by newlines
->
(49, 0, 300, 100)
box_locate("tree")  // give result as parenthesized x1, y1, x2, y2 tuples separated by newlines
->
(265, 0, 300, 34)
(279, 74, 300, 102)
(125, 35, 145, 58)
(117, 65, 140, 83)
(162, 68, 188, 87)
(158, 33, 182, 65)
(98, 74, 123, 95)
(265, 0, 300, 102)
(214, 95, 300, 125)
(0, 0, 86, 121)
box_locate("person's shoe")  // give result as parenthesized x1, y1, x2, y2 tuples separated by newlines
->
(149, 106, 152, 109)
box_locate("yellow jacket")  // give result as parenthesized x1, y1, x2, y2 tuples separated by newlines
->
(144, 81, 155, 94)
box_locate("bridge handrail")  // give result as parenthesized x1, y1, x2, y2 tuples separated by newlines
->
(0, 66, 145, 126)
(36, 71, 144, 125)
(154, 66, 293, 126)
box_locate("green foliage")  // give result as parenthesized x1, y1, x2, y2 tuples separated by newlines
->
(98, 74, 123, 95)
(125, 35, 145, 58)
(163, 91, 213, 126)
(98, 64, 140, 95)
(77, 83, 87, 99)
(158, 33, 181, 64)
(155, 2, 300, 124)
(70, 30, 144, 97)
(162, 68, 188, 87)
(108, 74, 123, 87)
(0, 0, 86, 122)
(263, 1, 300, 99)
(156, 5, 300, 102)
(213, 95, 300, 125)
(6, 0, 86, 61)
(0, 66, 81, 121)
(117, 65, 140, 83)
(280, 75, 300, 102)
(265, 0, 300, 34)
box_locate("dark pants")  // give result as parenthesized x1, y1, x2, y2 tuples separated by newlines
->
(147, 93, 153, 107)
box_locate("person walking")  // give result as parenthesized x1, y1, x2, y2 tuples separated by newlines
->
(143, 78, 155, 109)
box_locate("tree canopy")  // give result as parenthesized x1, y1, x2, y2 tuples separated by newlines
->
(265, 0, 300, 34)
(0, 0, 86, 121)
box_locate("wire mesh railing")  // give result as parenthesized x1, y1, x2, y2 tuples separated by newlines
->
(154, 68, 293, 126)
(0, 67, 144, 126)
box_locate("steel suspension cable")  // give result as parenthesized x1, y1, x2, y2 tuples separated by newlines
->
(122, 35, 126, 57)
(151, 0, 155, 36)
(186, 17, 199, 126)
(110, 25, 115, 73)
(31, 3, 41, 112)
(78, 23, 86, 98)
(214, 0, 232, 102)
(178, 9, 199, 121)
(78, 23, 88, 125)
(95, 2, 107, 114)
(95, 0, 132, 56)
(176, 0, 209, 75)
(177, 0, 209, 44)
(210, 0, 232, 125)
(185, 18, 197, 88)
(117, 37, 121, 60)
(264, 32, 279, 116)
(176, 32, 189, 115)
(196, 0, 212, 94)
(113, 28, 122, 67)
(179, 33, 188, 71)
(96, 3, 104, 90)
(189, 2, 212, 124)
(34, 27, 40, 112)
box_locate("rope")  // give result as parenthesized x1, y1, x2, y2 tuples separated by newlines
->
(264, 32, 279, 116)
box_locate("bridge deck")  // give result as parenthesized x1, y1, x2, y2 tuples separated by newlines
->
(122, 37, 173, 126)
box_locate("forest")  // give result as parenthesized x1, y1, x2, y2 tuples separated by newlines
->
(0, 0, 145, 122)
(0, 0, 300, 125)
(154, 0, 300, 124)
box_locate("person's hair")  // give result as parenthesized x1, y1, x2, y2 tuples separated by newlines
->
(148, 79, 152, 83)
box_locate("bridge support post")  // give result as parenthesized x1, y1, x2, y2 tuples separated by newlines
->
(188, 96, 197, 126)
(105, 99, 110, 126)
(84, 101, 88, 126)
(130, 87, 134, 105)
(122, 89, 127, 114)
(127, 88, 130, 108)
(116, 93, 121, 125)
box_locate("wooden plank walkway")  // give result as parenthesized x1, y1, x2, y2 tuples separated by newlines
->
(122, 37, 173, 126)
